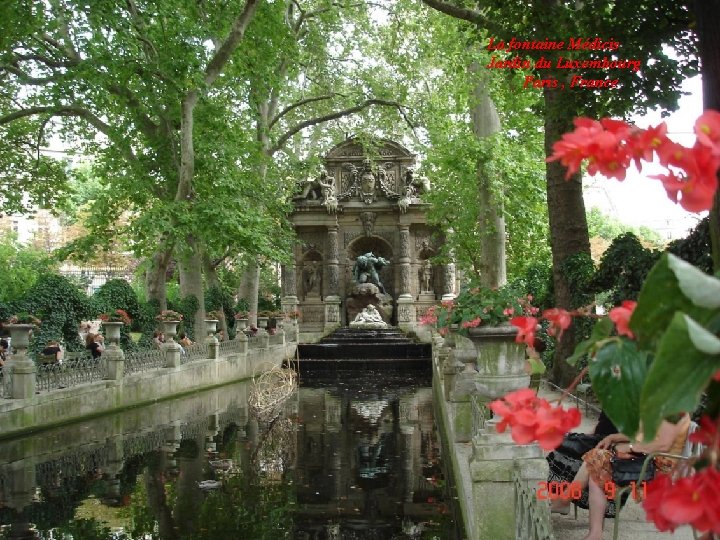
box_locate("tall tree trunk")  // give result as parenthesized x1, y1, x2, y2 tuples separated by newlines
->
(544, 87, 592, 387)
(145, 248, 172, 310)
(696, 0, 720, 271)
(203, 253, 229, 338)
(178, 237, 206, 334)
(470, 61, 506, 288)
(240, 261, 261, 327)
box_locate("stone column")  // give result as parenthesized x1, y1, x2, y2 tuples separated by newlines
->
(103, 342, 125, 380)
(441, 262, 456, 301)
(281, 262, 299, 316)
(396, 224, 416, 330)
(324, 224, 341, 331)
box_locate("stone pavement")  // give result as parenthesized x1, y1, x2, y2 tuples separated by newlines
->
(537, 384, 695, 540)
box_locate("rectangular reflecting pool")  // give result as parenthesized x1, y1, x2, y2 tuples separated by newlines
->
(0, 366, 459, 539)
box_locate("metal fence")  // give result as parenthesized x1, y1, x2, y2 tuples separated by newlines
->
(470, 393, 489, 439)
(218, 339, 244, 356)
(0, 367, 11, 399)
(183, 342, 207, 363)
(124, 348, 165, 375)
(36, 353, 104, 392)
(514, 469, 557, 540)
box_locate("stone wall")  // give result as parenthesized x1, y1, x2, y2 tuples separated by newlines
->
(0, 337, 296, 440)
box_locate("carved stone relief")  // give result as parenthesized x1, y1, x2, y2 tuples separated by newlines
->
(360, 212, 376, 237)
(301, 306, 325, 323)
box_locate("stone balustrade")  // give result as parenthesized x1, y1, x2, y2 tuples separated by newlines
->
(0, 330, 297, 439)
(431, 330, 552, 540)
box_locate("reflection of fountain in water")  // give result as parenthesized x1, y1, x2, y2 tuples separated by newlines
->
(351, 399, 389, 424)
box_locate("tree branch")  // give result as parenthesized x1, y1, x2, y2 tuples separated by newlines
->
(0, 105, 110, 134)
(270, 98, 415, 154)
(204, 0, 261, 88)
(269, 93, 345, 129)
(420, 0, 503, 35)
(0, 63, 63, 85)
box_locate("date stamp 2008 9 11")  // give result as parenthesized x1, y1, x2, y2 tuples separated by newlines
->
(536, 481, 648, 501)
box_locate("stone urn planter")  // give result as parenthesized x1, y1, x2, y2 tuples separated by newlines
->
(235, 318, 248, 332)
(159, 321, 180, 342)
(257, 316, 269, 330)
(466, 324, 529, 400)
(204, 319, 219, 337)
(102, 321, 124, 345)
(5, 324, 34, 353)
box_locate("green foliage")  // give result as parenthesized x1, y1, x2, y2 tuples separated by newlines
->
(135, 300, 160, 349)
(591, 233, 661, 306)
(560, 252, 596, 309)
(16, 273, 96, 355)
(587, 207, 664, 247)
(585, 254, 720, 440)
(0, 232, 57, 303)
(172, 295, 199, 341)
(93, 279, 141, 323)
(667, 217, 712, 275)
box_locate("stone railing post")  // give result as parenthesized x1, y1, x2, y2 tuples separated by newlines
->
(5, 324, 37, 399)
(102, 322, 125, 380)
(469, 418, 548, 539)
(164, 341, 182, 367)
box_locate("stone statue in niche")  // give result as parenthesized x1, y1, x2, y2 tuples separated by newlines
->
(349, 305, 388, 328)
(293, 168, 336, 206)
(352, 252, 390, 293)
(303, 261, 321, 296)
(421, 259, 433, 293)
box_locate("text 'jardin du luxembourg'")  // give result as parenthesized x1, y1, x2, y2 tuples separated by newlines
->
(484, 37, 643, 90)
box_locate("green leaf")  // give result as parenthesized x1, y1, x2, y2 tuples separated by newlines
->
(632, 253, 720, 350)
(589, 338, 651, 438)
(566, 317, 613, 366)
(640, 313, 720, 440)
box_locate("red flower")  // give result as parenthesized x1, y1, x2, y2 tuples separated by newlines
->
(510, 316, 538, 346)
(643, 474, 678, 532)
(714, 369, 720, 382)
(542, 308, 573, 338)
(689, 415, 719, 448)
(490, 389, 581, 450)
(608, 300, 637, 338)
(643, 469, 720, 535)
(695, 110, 720, 155)
(627, 122, 669, 170)
(461, 317, 482, 329)
(653, 142, 720, 213)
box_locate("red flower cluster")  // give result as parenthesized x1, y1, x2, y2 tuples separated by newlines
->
(489, 388, 581, 450)
(547, 110, 720, 212)
(608, 300, 637, 338)
(419, 305, 439, 326)
(542, 308, 572, 338)
(642, 468, 720, 535)
(510, 316, 538, 346)
(461, 317, 482, 329)
(689, 416, 719, 448)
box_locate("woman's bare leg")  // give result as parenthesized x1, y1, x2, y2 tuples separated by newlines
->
(582, 478, 607, 540)
(550, 462, 590, 512)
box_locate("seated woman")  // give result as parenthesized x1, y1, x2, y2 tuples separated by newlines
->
(552, 414, 690, 540)
(41, 340, 63, 363)
(152, 331, 165, 349)
(85, 333, 104, 359)
(178, 333, 193, 348)
(547, 411, 620, 516)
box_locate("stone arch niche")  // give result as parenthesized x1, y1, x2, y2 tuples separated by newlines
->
(285, 137, 454, 340)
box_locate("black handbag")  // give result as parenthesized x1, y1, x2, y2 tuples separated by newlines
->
(611, 454, 657, 486)
(557, 432, 603, 459)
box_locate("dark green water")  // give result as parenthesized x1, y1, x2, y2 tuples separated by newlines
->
(0, 368, 456, 539)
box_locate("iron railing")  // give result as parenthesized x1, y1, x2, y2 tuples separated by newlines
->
(124, 348, 165, 375)
(0, 366, 11, 398)
(470, 393, 489, 439)
(36, 353, 104, 392)
(514, 469, 557, 540)
(183, 342, 207, 363)
(540, 379, 601, 415)
(218, 339, 244, 356)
